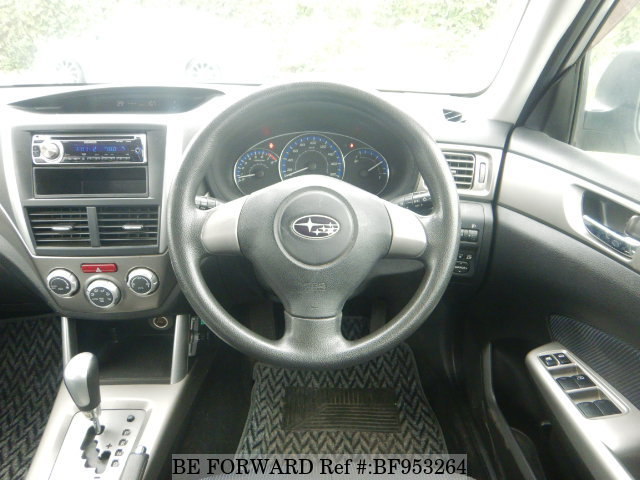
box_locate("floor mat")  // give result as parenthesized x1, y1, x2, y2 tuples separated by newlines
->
(237, 318, 447, 454)
(0, 316, 61, 480)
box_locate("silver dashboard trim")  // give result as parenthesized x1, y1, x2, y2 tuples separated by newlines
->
(421, 144, 503, 201)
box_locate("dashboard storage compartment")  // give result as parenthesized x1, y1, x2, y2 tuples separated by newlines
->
(34, 167, 147, 196)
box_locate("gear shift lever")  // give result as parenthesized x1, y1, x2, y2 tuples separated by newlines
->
(64, 352, 102, 433)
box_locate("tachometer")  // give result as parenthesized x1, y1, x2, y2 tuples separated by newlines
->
(343, 148, 389, 194)
(279, 134, 344, 180)
(234, 149, 280, 195)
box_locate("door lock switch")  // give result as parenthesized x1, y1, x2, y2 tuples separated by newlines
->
(573, 374, 595, 388)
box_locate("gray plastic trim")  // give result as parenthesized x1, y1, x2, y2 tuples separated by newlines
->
(60, 317, 77, 367)
(527, 342, 640, 479)
(385, 202, 427, 258)
(170, 314, 190, 384)
(27, 356, 212, 480)
(499, 152, 640, 272)
(201, 198, 246, 254)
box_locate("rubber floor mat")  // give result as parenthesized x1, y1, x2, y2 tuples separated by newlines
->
(237, 318, 447, 454)
(0, 316, 61, 480)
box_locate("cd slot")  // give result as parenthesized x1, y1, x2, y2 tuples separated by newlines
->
(34, 167, 147, 197)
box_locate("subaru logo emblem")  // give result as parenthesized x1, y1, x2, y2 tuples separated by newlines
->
(292, 215, 340, 239)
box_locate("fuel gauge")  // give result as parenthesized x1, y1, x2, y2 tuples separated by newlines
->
(343, 148, 389, 194)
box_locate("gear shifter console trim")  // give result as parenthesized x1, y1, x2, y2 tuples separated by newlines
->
(527, 342, 640, 480)
(50, 409, 146, 480)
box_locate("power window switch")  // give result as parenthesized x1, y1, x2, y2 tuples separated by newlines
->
(577, 402, 604, 418)
(594, 399, 621, 416)
(572, 374, 595, 388)
(556, 376, 579, 390)
(539, 354, 558, 367)
(554, 352, 571, 364)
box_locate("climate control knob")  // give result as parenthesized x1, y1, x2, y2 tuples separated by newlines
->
(126, 268, 159, 296)
(86, 280, 121, 308)
(47, 269, 79, 297)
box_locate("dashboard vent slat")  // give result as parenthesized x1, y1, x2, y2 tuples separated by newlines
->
(443, 109, 466, 123)
(27, 207, 91, 247)
(97, 206, 159, 246)
(443, 152, 476, 190)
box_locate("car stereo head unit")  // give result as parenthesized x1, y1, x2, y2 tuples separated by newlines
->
(32, 134, 146, 165)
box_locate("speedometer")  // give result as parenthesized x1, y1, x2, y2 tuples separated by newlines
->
(279, 134, 344, 180)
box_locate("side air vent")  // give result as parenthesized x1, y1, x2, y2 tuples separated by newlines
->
(443, 109, 465, 123)
(444, 152, 476, 189)
(97, 206, 159, 246)
(27, 207, 91, 247)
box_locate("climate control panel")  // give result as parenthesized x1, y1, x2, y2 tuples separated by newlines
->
(44, 261, 163, 312)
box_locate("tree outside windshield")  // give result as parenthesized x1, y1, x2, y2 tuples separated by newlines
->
(0, 0, 527, 93)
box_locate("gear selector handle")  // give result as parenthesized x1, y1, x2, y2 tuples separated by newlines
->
(64, 352, 102, 432)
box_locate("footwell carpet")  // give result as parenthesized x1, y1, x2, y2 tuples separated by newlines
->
(0, 317, 61, 479)
(237, 318, 447, 454)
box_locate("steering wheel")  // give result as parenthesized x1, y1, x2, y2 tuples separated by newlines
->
(167, 82, 460, 369)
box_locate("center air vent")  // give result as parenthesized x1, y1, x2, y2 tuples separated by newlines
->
(443, 152, 476, 189)
(97, 206, 159, 246)
(27, 207, 91, 247)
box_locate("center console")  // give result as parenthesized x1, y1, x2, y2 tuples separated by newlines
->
(5, 122, 179, 319)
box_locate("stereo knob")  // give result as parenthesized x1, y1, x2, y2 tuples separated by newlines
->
(40, 142, 62, 162)
(86, 280, 121, 308)
(126, 268, 159, 296)
(47, 269, 79, 297)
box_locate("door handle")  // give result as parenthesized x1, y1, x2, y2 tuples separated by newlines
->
(583, 215, 640, 258)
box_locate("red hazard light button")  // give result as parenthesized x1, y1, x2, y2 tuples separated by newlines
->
(81, 263, 118, 273)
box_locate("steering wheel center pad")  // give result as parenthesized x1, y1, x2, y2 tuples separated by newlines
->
(238, 176, 392, 319)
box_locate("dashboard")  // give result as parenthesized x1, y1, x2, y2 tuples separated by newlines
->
(0, 85, 503, 320)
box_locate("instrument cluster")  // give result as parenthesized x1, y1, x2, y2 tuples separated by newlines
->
(233, 132, 390, 195)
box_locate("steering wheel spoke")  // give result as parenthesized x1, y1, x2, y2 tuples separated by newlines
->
(277, 312, 349, 358)
(384, 201, 428, 259)
(201, 197, 246, 255)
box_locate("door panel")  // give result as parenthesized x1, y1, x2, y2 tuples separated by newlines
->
(486, 124, 640, 479)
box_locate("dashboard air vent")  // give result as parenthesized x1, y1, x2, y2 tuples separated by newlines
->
(443, 109, 465, 123)
(97, 206, 159, 246)
(27, 207, 91, 247)
(444, 152, 475, 189)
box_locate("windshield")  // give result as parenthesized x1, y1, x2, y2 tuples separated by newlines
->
(0, 0, 528, 93)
